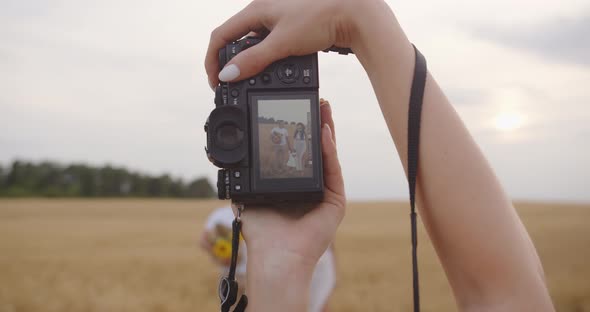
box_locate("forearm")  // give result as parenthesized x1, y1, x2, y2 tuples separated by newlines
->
(351, 2, 552, 309)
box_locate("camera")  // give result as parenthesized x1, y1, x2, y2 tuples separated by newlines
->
(204, 37, 324, 204)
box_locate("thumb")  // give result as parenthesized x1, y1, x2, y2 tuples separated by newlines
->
(218, 34, 288, 82)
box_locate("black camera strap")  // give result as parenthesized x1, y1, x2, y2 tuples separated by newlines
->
(329, 44, 427, 312)
(218, 205, 248, 312)
(408, 44, 427, 312)
(327, 44, 427, 312)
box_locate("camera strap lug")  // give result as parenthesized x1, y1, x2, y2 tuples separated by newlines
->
(235, 203, 244, 221)
(322, 46, 354, 55)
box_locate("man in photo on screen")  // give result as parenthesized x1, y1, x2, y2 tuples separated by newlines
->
(270, 120, 291, 175)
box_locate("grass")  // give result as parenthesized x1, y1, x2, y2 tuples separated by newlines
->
(0, 199, 588, 311)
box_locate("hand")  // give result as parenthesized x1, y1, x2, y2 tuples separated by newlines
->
(205, 0, 391, 87)
(198, 229, 231, 267)
(240, 99, 343, 264)
(236, 100, 344, 311)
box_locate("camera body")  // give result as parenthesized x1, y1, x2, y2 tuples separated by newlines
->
(205, 37, 324, 204)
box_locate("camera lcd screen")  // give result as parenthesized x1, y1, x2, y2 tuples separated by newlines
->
(256, 99, 313, 179)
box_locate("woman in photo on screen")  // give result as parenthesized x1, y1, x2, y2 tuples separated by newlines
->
(293, 122, 307, 175)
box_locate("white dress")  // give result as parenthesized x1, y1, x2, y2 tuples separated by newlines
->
(308, 247, 336, 312)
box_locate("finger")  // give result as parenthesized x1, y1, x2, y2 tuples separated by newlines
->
(205, 2, 270, 88)
(199, 230, 213, 249)
(218, 31, 289, 82)
(320, 100, 336, 144)
(321, 123, 344, 196)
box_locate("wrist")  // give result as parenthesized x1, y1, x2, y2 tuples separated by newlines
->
(246, 248, 314, 312)
(346, 0, 413, 71)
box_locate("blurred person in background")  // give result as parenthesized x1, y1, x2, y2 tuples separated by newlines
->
(199, 206, 247, 283)
(200, 206, 336, 312)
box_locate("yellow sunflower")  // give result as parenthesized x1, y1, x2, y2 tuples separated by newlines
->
(212, 238, 232, 260)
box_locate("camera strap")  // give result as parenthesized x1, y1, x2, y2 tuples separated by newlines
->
(218, 205, 248, 312)
(407, 44, 427, 312)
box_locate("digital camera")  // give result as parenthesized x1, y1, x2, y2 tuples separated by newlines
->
(204, 37, 324, 204)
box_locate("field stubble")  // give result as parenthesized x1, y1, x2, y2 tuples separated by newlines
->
(0, 200, 588, 312)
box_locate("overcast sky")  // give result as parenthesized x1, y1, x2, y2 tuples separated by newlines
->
(258, 99, 310, 125)
(1, 0, 588, 202)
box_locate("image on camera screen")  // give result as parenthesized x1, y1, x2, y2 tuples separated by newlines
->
(257, 99, 313, 179)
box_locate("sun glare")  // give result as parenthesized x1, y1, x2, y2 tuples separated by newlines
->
(494, 112, 524, 132)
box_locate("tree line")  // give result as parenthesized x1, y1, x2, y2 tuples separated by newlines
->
(258, 116, 299, 125)
(0, 160, 215, 198)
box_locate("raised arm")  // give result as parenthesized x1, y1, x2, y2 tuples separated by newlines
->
(352, 3, 553, 310)
(204, 0, 554, 310)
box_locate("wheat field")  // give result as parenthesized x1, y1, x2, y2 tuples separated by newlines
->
(0, 200, 588, 312)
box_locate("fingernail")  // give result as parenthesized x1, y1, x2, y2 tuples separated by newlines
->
(323, 123, 332, 136)
(208, 79, 216, 91)
(218, 64, 240, 82)
(323, 123, 336, 146)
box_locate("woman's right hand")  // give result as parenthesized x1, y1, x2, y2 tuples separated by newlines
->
(205, 0, 404, 88)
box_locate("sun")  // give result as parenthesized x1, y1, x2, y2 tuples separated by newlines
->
(494, 112, 524, 132)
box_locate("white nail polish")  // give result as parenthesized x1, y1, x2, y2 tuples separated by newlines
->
(208, 79, 216, 91)
(218, 64, 240, 82)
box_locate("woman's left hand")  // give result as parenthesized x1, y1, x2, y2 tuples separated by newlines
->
(237, 99, 344, 311)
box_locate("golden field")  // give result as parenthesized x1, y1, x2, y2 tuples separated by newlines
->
(0, 199, 588, 312)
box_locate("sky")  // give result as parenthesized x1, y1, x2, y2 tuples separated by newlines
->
(258, 99, 310, 125)
(0, 0, 588, 202)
